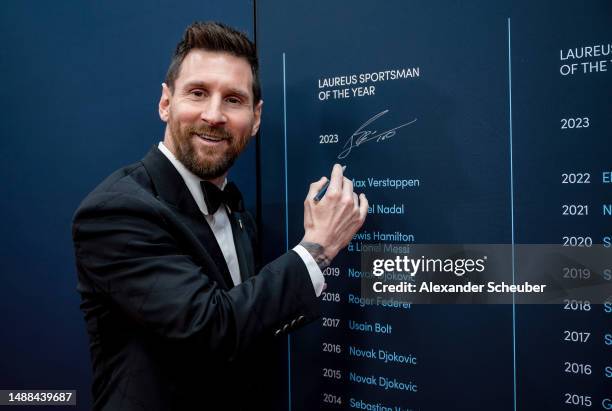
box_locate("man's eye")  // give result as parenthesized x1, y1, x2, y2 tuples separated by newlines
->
(226, 97, 242, 104)
(191, 90, 205, 97)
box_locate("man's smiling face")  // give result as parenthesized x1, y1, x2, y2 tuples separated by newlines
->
(159, 49, 262, 182)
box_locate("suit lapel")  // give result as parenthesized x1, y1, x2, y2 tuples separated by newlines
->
(228, 211, 256, 282)
(141, 146, 235, 290)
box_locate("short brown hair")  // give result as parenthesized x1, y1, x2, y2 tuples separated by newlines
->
(165, 21, 261, 104)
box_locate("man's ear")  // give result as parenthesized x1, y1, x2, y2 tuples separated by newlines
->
(250, 100, 263, 136)
(158, 83, 172, 122)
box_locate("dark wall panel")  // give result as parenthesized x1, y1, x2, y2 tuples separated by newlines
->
(257, 1, 612, 410)
(0, 1, 254, 409)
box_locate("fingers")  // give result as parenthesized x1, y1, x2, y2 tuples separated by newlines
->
(306, 176, 328, 200)
(342, 176, 353, 202)
(327, 163, 344, 196)
(358, 193, 368, 222)
(353, 192, 359, 209)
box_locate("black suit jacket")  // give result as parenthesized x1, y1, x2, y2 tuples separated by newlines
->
(72, 146, 320, 410)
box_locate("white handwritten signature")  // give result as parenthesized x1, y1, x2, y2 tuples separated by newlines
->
(337, 110, 417, 159)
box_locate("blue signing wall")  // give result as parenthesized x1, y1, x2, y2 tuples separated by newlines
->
(0, 1, 254, 409)
(257, 1, 611, 410)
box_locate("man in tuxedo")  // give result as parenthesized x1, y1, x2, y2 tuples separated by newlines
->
(72, 22, 367, 410)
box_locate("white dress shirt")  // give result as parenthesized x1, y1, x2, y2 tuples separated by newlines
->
(158, 142, 325, 296)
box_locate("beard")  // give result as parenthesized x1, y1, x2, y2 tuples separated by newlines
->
(169, 119, 248, 180)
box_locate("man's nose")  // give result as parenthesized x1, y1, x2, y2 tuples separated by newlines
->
(200, 96, 227, 125)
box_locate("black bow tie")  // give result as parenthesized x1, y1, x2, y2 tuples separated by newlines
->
(200, 181, 244, 214)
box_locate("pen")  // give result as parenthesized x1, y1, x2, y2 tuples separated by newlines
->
(314, 165, 347, 202)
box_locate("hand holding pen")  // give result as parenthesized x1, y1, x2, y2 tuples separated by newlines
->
(301, 164, 368, 263)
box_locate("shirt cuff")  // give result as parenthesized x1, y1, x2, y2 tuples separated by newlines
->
(292, 244, 326, 297)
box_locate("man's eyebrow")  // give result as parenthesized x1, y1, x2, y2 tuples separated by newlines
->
(182, 80, 208, 90)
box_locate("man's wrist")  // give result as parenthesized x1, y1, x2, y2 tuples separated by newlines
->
(298, 241, 332, 271)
